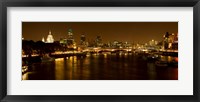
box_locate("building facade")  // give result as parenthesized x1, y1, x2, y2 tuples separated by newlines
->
(42, 30, 54, 43)
(163, 32, 178, 50)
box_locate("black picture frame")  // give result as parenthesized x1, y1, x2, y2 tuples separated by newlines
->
(0, 0, 199, 102)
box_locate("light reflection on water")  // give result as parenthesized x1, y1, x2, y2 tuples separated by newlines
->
(160, 55, 177, 62)
(22, 53, 178, 80)
(147, 63, 157, 80)
(55, 58, 65, 80)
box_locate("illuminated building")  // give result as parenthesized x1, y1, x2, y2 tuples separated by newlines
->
(67, 29, 75, 48)
(59, 38, 67, 44)
(172, 33, 178, 50)
(112, 40, 123, 48)
(59, 38, 68, 51)
(46, 30, 54, 43)
(95, 35, 103, 47)
(80, 34, 86, 45)
(113, 40, 118, 46)
(123, 42, 132, 48)
(149, 39, 158, 46)
(42, 37, 45, 42)
(163, 32, 178, 50)
(68, 29, 73, 39)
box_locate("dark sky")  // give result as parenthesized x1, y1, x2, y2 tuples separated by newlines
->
(22, 22, 178, 44)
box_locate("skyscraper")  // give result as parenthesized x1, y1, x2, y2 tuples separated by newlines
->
(162, 32, 178, 50)
(95, 35, 102, 47)
(68, 29, 73, 40)
(80, 34, 86, 45)
(67, 29, 75, 48)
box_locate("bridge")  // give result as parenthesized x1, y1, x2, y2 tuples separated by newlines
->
(50, 51, 87, 58)
(22, 47, 178, 61)
(82, 47, 132, 53)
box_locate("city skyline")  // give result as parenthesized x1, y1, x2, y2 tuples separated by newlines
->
(22, 22, 178, 44)
(22, 22, 178, 80)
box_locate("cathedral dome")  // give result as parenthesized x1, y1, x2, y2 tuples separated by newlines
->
(46, 30, 54, 43)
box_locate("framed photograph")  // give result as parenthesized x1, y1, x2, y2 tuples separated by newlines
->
(0, 0, 199, 102)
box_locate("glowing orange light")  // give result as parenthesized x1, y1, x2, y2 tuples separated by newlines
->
(175, 57, 178, 62)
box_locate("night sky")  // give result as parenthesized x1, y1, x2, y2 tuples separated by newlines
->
(22, 22, 178, 44)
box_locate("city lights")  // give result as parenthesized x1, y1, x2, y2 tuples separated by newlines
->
(22, 22, 178, 80)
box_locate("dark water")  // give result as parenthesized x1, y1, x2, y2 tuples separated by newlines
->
(22, 53, 178, 80)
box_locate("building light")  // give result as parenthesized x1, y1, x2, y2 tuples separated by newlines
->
(46, 30, 54, 43)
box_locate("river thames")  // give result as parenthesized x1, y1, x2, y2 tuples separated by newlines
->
(22, 53, 178, 80)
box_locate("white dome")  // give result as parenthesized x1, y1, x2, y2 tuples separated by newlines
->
(46, 30, 54, 43)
